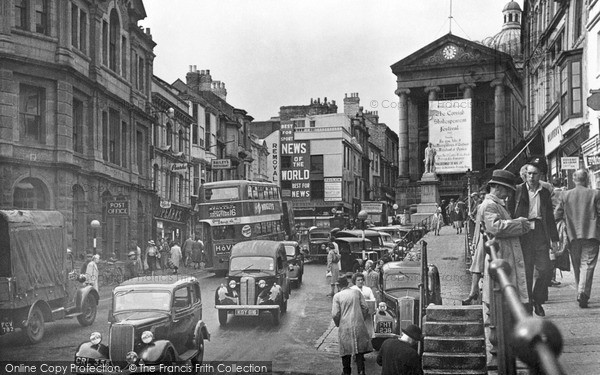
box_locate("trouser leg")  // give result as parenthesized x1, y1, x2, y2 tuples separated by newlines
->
(341, 355, 352, 374)
(579, 240, 599, 298)
(570, 240, 583, 287)
(533, 246, 552, 304)
(355, 352, 365, 373)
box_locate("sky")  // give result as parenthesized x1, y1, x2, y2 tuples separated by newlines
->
(140, 0, 523, 133)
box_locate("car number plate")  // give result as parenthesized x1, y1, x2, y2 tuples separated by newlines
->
(1, 321, 14, 334)
(377, 321, 392, 334)
(235, 309, 259, 316)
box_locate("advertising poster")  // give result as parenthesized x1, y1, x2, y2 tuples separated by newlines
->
(264, 130, 280, 184)
(428, 99, 472, 173)
(324, 177, 342, 201)
(281, 138, 310, 199)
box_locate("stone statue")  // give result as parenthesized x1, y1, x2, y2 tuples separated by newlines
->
(424, 142, 436, 174)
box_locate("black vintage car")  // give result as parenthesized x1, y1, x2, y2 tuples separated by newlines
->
(307, 226, 331, 262)
(371, 259, 442, 351)
(333, 237, 378, 273)
(75, 275, 210, 367)
(215, 240, 290, 326)
(332, 229, 388, 258)
(282, 240, 304, 287)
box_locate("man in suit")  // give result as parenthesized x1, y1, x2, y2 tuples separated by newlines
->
(554, 169, 600, 308)
(513, 160, 559, 316)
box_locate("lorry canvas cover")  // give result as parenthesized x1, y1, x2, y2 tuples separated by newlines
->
(0, 210, 66, 296)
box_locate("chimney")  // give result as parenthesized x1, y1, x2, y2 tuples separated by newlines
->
(186, 67, 202, 91)
(212, 80, 227, 100)
(199, 69, 212, 91)
(344, 92, 360, 117)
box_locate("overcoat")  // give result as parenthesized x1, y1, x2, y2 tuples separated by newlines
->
(332, 287, 373, 356)
(469, 194, 530, 303)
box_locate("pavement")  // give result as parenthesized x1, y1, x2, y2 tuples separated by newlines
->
(425, 224, 600, 374)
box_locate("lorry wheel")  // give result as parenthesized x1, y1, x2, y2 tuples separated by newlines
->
(24, 306, 45, 344)
(271, 308, 281, 325)
(281, 299, 287, 314)
(191, 337, 205, 367)
(77, 296, 97, 326)
(218, 310, 228, 326)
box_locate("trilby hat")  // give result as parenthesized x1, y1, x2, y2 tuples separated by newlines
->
(488, 169, 517, 191)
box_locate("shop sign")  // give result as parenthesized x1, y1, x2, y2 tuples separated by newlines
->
(211, 159, 232, 169)
(171, 163, 188, 174)
(587, 155, 600, 166)
(106, 200, 129, 216)
(561, 157, 579, 170)
(543, 116, 561, 155)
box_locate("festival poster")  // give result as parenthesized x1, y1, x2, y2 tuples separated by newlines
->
(428, 99, 472, 173)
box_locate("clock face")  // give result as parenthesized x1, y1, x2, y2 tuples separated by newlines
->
(443, 44, 458, 60)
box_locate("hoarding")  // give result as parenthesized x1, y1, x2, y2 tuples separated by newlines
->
(428, 99, 472, 173)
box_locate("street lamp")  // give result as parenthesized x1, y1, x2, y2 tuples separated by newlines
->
(357, 210, 368, 260)
(392, 203, 399, 223)
(465, 169, 473, 217)
(90, 220, 100, 255)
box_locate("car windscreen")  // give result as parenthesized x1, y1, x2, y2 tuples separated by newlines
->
(113, 290, 171, 312)
(283, 245, 296, 257)
(230, 256, 274, 271)
(384, 272, 420, 290)
(309, 232, 329, 240)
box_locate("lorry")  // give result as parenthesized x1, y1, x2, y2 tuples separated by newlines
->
(0, 210, 99, 344)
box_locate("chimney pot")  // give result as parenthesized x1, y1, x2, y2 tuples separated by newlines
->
(207, 69, 210, 75)
(193, 65, 197, 71)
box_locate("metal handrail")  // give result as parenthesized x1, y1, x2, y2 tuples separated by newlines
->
(480, 224, 565, 375)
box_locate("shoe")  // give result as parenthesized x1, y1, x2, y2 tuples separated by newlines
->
(550, 280, 561, 287)
(461, 293, 479, 305)
(533, 303, 545, 317)
(578, 293, 589, 308)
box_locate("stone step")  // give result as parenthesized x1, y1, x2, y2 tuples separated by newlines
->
(424, 336, 486, 353)
(424, 321, 485, 337)
(423, 352, 487, 370)
(423, 370, 487, 375)
(425, 305, 483, 322)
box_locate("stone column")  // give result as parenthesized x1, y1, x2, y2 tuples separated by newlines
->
(424, 86, 440, 102)
(491, 79, 505, 164)
(460, 83, 476, 99)
(396, 88, 410, 178)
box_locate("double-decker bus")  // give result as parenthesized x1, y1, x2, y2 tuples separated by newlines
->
(196, 180, 286, 274)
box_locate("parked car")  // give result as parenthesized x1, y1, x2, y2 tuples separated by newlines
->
(282, 240, 304, 287)
(0, 210, 99, 344)
(333, 237, 378, 273)
(332, 229, 388, 259)
(75, 275, 210, 367)
(215, 240, 290, 326)
(307, 226, 331, 262)
(371, 260, 442, 351)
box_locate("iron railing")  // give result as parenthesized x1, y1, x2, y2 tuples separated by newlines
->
(480, 225, 565, 375)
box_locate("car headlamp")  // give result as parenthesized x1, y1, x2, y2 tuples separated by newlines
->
(229, 280, 237, 288)
(89, 332, 102, 345)
(288, 264, 294, 271)
(141, 331, 154, 344)
(126, 351, 138, 365)
(258, 279, 266, 288)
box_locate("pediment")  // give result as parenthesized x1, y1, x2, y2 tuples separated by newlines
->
(391, 33, 512, 73)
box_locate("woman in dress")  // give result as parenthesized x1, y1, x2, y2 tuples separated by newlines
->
(327, 242, 341, 297)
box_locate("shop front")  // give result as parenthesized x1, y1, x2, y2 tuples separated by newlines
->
(582, 134, 600, 188)
(153, 201, 190, 244)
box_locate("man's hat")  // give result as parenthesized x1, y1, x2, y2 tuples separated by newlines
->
(148, 240, 155, 245)
(401, 324, 423, 341)
(85, 252, 93, 259)
(488, 169, 517, 191)
(128, 251, 136, 257)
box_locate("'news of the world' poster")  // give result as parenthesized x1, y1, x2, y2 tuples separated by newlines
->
(428, 99, 472, 174)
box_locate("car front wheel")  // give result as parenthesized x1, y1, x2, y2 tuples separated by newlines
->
(77, 296, 97, 326)
(24, 306, 45, 344)
(191, 337, 204, 367)
(218, 310, 228, 326)
(271, 307, 281, 325)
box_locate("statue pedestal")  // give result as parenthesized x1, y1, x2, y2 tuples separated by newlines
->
(411, 173, 441, 225)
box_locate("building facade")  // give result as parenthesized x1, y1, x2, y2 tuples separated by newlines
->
(0, 0, 156, 259)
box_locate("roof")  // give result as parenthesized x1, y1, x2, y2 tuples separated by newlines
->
(230, 240, 284, 258)
(334, 237, 373, 244)
(503, 1, 521, 11)
(117, 275, 199, 288)
(336, 229, 382, 237)
(382, 260, 420, 273)
(0, 210, 64, 227)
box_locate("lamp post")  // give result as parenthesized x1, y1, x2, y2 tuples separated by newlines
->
(357, 210, 368, 260)
(392, 203, 399, 224)
(465, 169, 473, 217)
(90, 220, 100, 255)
